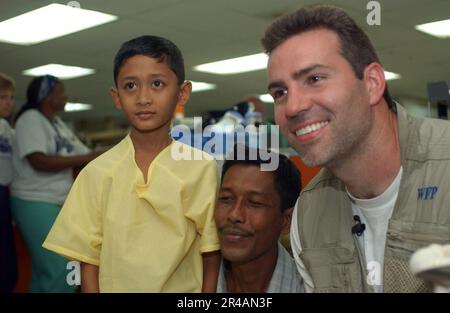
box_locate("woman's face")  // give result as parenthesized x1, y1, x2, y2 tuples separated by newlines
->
(48, 82, 67, 113)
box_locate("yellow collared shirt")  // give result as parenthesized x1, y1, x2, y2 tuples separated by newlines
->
(44, 135, 220, 292)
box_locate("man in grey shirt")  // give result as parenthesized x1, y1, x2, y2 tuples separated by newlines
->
(215, 145, 304, 293)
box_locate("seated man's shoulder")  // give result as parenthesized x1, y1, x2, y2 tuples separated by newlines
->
(274, 243, 305, 293)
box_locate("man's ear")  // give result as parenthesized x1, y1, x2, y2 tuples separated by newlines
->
(177, 80, 192, 109)
(281, 207, 294, 236)
(110, 86, 122, 111)
(363, 62, 386, 107)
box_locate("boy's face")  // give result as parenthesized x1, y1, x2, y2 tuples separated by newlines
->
(111, 55, 191, 134)
(0, 88, 14, 118)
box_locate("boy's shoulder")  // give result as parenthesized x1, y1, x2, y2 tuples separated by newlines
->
(166, 141, 217, 165)
(157, 141, 218, 177)
(83, 135, 132, 176)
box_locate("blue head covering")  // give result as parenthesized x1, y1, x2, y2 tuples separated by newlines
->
(37, 74, 59, 104)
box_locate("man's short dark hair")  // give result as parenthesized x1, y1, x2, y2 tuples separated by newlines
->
(113, 35, 185, 85)
(261, 5, 395, 112)
(221, 145, 301, 212)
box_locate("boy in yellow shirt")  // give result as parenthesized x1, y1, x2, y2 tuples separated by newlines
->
(43, 35, 221, 292)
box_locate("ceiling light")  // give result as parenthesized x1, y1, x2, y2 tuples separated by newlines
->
(384, 71, 401, 81)
(191, 81, 217, 92)
(65, 102, 92, 112)
(193, 53, 268, 75)
(415, 19, 450, 39)
(23, 64, 95, 79)
(259, 94, 274, 103)
(0, 3, 117, 45)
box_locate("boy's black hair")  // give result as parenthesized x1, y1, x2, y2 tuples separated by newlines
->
(113, 35, 185, 85)
(221, 144, 301, 212)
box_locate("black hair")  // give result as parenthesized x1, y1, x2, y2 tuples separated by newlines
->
(15, 76, 60, 122)
(113, 35, 185, 85)
(221, 144, 301, 212)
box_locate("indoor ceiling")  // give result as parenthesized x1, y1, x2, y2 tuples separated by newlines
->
(1, 0, 449, 125)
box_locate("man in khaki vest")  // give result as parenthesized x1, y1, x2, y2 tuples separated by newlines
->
(261, 5, 450, 292)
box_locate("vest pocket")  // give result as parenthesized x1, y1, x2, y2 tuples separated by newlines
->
(300, 246, 359, 293)
(384, 219, 450, 293)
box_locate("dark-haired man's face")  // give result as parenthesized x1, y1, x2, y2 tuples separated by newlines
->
(111, 55, 191, 135)
(48, 82, 67, 113)
(267, 28, 374, 168)
(215, 164, 291, 265)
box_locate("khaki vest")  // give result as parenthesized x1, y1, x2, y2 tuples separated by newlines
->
(297, 104, 450, 293)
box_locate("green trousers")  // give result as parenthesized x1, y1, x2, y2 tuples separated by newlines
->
(10, 197, 76, 293)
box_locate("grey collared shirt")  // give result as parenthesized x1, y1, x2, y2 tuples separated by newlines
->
(217, 241, 305, 293)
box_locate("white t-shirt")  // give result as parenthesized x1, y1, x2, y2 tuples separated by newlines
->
(11, 109, 90, 205)
(0, 118, 14, 186)
(347, 167, 402, 293)
(291, 167, 403, 293)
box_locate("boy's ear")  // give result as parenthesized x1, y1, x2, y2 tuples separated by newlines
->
(110, 86, 123, 111)
(177, 81, 192, 109)
(281, 207, 293, 236)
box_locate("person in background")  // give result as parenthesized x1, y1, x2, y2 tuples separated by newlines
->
(0, 72, 18, 292)
(43, 35, 221, 292)
(215, 145, 304, 293)
(11, 75, 100, 292)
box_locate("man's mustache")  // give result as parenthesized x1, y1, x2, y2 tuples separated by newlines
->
(219, 226, 254, 237)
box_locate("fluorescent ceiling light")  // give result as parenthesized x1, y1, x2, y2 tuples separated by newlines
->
(415, 19, 450, 39)
(65, 102, 92, 112)
(23, 64, 95, 79)
(193, 53, 268, 75)
(259, 94, 274, 103)
(191, 81, 217, 92)
(0, 3, 117, 45)
(384, 71, 401, 81)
